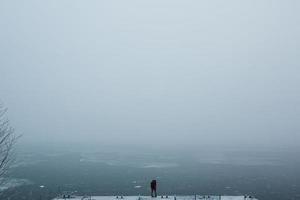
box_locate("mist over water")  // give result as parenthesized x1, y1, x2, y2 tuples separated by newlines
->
(1, 0, 300, 200)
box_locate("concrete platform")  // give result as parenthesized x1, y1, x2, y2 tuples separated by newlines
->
(52, 195, 258, 200)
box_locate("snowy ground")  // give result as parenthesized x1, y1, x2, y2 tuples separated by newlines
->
(52, 195, 257, 200)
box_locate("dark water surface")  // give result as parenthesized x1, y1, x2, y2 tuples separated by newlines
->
(1, 147, 300, 200)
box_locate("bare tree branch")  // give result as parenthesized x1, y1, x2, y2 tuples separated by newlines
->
(0, 104, 18, 183)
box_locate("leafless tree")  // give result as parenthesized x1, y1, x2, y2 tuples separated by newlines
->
(0, 104, 17, 181)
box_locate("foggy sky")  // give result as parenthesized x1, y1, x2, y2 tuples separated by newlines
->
(0, 1, 300, 150)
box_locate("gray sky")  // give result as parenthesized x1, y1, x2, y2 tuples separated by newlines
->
(0, 1, 300, 150)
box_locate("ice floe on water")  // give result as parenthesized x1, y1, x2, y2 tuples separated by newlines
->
(0, 178, 33, 191)
(79, 152, 179, 168)
(142, 163, 179, 168)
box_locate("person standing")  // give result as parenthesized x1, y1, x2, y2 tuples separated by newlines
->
(151, 180, 157, 197)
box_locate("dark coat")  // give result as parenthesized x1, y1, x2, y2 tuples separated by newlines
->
(151, 180, 157, 189)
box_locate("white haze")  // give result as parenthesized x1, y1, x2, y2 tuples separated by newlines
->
(0, 0, 300, 151)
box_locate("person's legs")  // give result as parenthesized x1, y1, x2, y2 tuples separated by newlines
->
(151, 188, 154, 197)
(154, 189, 157, 197)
